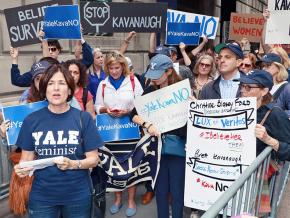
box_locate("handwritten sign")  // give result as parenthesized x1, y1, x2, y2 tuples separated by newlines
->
(229, 13, 265, 43)
(265, 0, 290, 44)
(2, 101, 48, 145)
(167, 9, 219, 39)
(43, 5, 81, 40)
(96, 114, 140, 142)
(166, 22, 201, 45)
(184, 98, 257, 212)
(3, 0, 71, 47)
(134, 79, 191, 133)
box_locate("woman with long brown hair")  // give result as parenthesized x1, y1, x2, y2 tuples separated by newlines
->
(131, 54, 186, 218)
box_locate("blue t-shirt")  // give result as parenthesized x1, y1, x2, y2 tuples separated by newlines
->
(16, 107, 104, 205)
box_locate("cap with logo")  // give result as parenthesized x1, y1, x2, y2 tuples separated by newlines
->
(215, 42, 244, 59)
(239, 69, 273, 90)
(31, 60, 52, 80)
(256, 53, 282, 65)
(145, 54, 173, 80)
(155, 45, 170, 57)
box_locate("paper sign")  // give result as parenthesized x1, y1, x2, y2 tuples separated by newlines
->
(43, 5, 81, 40)
(265, 0, 290, 44)
(167, 9, 219, 39)
(134, 79, 191, 133)
(96, 114, 140, 142)
(166, 22, 201, 45)
(229, 13, 265, 43)
(2, 101, 48, 145)
(184, 98, 257, 213)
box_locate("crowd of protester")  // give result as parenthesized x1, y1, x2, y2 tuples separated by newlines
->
(0, 6, 290, 218)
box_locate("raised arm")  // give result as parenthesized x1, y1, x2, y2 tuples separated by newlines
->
(260, 9, 272, 54)
(119, 31, 136, 54)
(179, 42, 191, 66)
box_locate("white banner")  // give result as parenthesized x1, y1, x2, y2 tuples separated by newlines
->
(184, 97, 257, 212)
(265, 0, 290, 44)
(134, 79, 191, 133)
(167, 9, 219, 39)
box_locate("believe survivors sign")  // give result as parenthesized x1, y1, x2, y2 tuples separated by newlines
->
(229, 13, 265, 43)
(4, 0, 71, 47)
(80, 2, 167, 33)
(2, 101, 48, 145)
(265, 0, 290, 44)
(184, 98, 257, 213)
(134, 79, 191, 133)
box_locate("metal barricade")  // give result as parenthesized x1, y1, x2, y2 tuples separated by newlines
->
(201, 146, 290, 218)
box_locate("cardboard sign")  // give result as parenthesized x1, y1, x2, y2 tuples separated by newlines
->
(265, 0, 290, 44)
(80, 2, 167, 33)
(229, 13, 265, 43)
(134, 79, 191, 133)
(4, 0, 71, 47)
(96, 114, 140, 142)
(166, 22, 201, 45)
(167, 9, 219, 39)
(2, 101, 48, 145)
(43, 5, 81, 40)
(184, 98, 257, 213)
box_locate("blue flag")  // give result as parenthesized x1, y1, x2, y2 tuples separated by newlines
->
(43, 5, 81, 40)
(96, 114, 140, 142)
(2, 101, 48, 145)
(166, 22, 201, 45)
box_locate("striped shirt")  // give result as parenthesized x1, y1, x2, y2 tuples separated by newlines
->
(219, 72, 240, 99)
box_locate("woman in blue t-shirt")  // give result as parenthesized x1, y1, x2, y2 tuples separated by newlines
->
(14, 64, 104, 218)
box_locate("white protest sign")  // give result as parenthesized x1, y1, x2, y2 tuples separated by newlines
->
(265, 0, 290, 44)
(167, 9, 219, 39)
(134, 79, 191, 133)
(184, 97, 256, 212)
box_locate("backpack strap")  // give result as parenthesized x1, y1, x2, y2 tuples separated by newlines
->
(102, 83, 106, 99)
(260, 109, 272, 125)
(82, 87, 88, 111)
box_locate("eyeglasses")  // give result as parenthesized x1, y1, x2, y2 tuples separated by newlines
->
(240, 63, 252, 68)
(48, 47, 57, 52)
(239, 84, 262, 92)
(199, 63, 211, 68)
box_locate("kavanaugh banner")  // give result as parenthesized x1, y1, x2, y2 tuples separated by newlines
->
(166, 22, 201, 45)
(43, 5, 81, 40)
(2, 101, 48, 145)
(98, 134, 161, 191)
(80, 2, 167, 33)
(4, 0, 71, 47)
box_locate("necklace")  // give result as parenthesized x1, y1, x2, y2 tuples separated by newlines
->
(196, 77, 208, 88)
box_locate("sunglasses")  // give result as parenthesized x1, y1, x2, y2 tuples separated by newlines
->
(199, 63, 211, 68)
(239, 84, 262, 92)
(106, 52, 122, 59)
(260, 62, 272, 69)
(48, 47, 57, 52)
(240, 63, 252, 68)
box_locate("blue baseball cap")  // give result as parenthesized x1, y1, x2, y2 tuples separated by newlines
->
(239, 69, 273, 90)
(257, 53, 282, 64)
(31, 60, 51, 79)
(155, 45, 170, 57)
(145, 54, 173, 80)
(215, 42, 244, 59)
